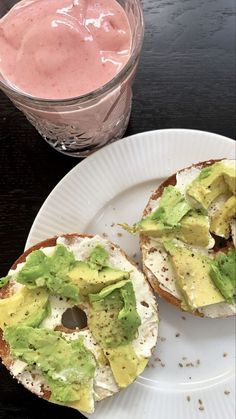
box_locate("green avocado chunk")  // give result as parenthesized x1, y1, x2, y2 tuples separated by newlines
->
(87, 245, 109, 270)
(0, 287, 50, 330)
(121, 185, 192, 234)
(0, 275, 11, 289)
(209, 249, 236, 303)
(164, 241, 225, 310)
(210, 195, 236, 238)
(68, 262, 130, 296)
(4, 326, 96, 403)
(187, 162, 235, 209)
(88, 280, 141, 348)
(17, 246, 80, 301)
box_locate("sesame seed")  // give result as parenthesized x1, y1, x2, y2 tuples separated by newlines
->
(198, 399, 203, 405)
(224, 390, 230, 395)
(199, 406, 204, 411)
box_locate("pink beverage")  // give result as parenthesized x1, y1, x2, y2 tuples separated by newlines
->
(0, 0, 144, 156)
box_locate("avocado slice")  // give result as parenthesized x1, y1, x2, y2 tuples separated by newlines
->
(164, 241, 225, 310)
(210, 195, 236, 238)
(0, 287, 49, 330)
(68, 262, 130, 296)
(209, 249, 236, 303)
(87, 245, 109, 270)
(105, 344, 147, 388)
(4, 326, 96, 408)
(121, 185, 191, 234)
(88, 281, 141, 349)
(123, 210, 211, 247)
(17, 246, 80, 301)
(187, 162, 235, 209)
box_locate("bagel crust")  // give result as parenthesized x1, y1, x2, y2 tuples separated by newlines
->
(140, 159, 235, 318)
(0, 233, 158, 411)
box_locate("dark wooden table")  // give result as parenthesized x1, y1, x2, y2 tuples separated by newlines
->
(0, 0, 235, 418)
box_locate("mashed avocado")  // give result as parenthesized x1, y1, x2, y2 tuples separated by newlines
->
(209, 249, 236, 303)
(4, 326, 96, 404)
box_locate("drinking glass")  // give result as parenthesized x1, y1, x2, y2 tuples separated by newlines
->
(0, 0, 144, 157)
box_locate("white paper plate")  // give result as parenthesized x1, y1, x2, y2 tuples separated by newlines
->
(26, 129, 235, 419)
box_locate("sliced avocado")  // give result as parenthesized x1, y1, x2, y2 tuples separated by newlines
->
(63, 382, 94, 413)
(105, 344, 148, 388)
(187, 162, 234, 209)
(123, 210, 211, 247)
(68, 262, 129, 296)
(210, 196, 236, 238)
(223, 164, 236, 194)
(209, 249, 236, 303)
(88, 281, 141, 348)
(121, 185, 191, 234)
(0, 275, 11, 289)
(17, 246, 80, 301)
(4, 326, 96, 405)
(87, 245, 109, 270)
(0, 287, 49, 330)
(164, 241, 225, 310)
(175, 211, 211, 247)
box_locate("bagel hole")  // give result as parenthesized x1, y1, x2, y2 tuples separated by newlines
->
(62, 307, 87, 330)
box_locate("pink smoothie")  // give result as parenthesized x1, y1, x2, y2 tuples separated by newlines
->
(0, 0, 132, 99)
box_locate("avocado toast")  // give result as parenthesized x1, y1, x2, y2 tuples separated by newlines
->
(122, 159, 236, 318)
(0, 234, 158, 413)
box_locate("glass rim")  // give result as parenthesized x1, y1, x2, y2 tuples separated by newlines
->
(0, 0, 144, 107)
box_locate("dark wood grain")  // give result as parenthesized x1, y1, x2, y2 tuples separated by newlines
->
(0, 0, 235, 418)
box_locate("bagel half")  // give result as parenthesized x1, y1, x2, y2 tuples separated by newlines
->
(138, 159, 236, 318)
(0, 234, 158, 413)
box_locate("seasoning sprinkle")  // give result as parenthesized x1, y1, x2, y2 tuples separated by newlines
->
(160, 337, 166, 342)
(175, 333, 180, 337)
(181, 316, 186, 320)
(199, 406, 204, 411)
(186, 395, 191, 402)
(224, 390, 230, 395)
(179, 363, 183, 368)
(223, 352, 228, 357)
